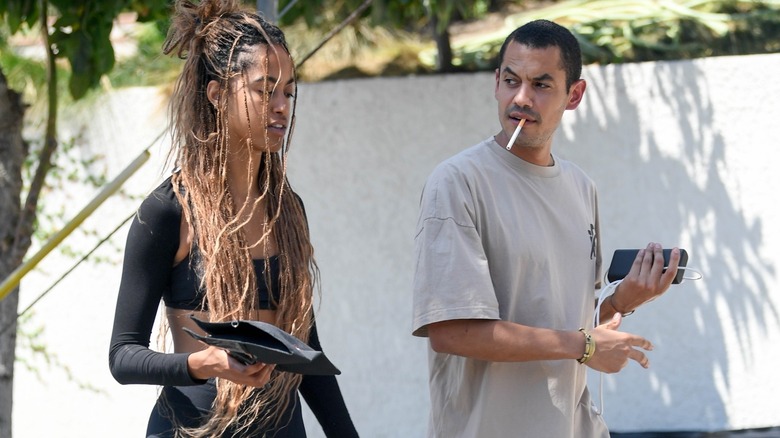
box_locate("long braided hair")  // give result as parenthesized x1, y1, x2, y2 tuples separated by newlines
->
(162, 0, 317, 435)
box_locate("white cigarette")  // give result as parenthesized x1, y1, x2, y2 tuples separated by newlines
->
(505, 119, 526, 151)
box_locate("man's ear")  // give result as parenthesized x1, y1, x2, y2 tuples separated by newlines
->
(565, 79, 586, 110)
(206, 80, 220, 107)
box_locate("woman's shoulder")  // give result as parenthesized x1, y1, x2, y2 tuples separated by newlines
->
(135, 176, 183, 230)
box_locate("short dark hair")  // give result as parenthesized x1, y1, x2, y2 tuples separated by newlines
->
(497, 19, 582, 90)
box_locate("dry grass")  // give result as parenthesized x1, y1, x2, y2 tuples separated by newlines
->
(286, 21, 432, 82)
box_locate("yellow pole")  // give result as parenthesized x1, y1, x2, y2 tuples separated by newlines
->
(0, 149, 150, 301)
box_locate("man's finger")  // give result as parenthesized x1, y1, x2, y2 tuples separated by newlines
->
(660, 247, 682, 284)
(650, 243, 667, 277)
(629, 335, 653, 351)
(628, 348, 650, 369)
(630, 248, 645, 275)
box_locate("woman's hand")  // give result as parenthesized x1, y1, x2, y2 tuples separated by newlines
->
(187, 346, 274, 387)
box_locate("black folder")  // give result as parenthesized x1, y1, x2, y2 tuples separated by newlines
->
(183, 315, 340, 375)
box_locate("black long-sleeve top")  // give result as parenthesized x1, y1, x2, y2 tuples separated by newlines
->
(108, 178, 358, 437)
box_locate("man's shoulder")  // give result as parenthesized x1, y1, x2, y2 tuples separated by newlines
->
(556, 156, 596, 186)
(431, 137, 494, 177)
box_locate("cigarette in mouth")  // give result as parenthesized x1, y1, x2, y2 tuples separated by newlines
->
(505, 119, 526, 151)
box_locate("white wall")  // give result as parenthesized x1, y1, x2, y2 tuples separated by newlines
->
(12, 52, 780, 437)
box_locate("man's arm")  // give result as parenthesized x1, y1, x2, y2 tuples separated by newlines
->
(427, 319, 582, 362)
(428, 316, 655, 373)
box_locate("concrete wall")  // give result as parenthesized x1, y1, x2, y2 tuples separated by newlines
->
(13, 52, 780, 436)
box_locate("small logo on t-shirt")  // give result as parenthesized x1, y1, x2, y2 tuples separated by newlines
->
(588, 224, 597, 260)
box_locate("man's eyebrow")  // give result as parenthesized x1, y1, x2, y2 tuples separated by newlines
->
(501, 68, 554, 83)
(533, 73, 554, 82)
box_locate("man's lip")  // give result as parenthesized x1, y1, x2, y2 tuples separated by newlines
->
(510, 114, 534, 123)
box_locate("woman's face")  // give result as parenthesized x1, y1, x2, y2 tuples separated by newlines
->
(211, 44, 296, 156)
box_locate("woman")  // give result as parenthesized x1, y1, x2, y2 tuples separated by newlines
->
(108, 1, 359, 437)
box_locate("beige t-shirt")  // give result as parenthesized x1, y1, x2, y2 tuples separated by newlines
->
(412, 138, 608, 438)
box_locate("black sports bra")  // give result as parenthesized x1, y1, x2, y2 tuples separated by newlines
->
(166, 250, 282, 311)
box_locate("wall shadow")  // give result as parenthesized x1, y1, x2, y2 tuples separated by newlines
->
(556, 57, 779, 432)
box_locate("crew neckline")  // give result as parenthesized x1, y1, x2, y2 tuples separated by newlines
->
(487, 137, 561, 178)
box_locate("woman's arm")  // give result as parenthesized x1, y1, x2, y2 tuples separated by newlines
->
(108, 179, 204, 386)
(298, 320, 359, 438)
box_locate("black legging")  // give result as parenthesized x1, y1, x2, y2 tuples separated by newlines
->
(146, 378, 306, 438)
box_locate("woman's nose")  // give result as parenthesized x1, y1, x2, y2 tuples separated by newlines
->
(270, 90, 289, 115)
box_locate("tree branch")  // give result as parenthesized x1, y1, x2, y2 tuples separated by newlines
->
(13, 0, 58, 260)
(295, 0, 373, 69)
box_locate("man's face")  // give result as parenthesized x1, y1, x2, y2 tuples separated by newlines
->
(494, 41, 585, 163)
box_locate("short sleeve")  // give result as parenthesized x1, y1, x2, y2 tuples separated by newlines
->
(411, 164, 500, 337)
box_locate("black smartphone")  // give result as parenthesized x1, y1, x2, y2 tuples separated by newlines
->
(607, 248, 689, 284)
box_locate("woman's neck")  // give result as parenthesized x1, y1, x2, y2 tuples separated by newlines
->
(226, 150, 262, 204)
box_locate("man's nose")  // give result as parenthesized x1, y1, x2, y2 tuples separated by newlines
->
(512, 83, 534, 108)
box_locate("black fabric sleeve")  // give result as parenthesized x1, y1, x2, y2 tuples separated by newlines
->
(298, 320, 359, 438)
(108, 178, 203, 386)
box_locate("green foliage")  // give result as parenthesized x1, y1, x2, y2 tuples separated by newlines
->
(107, 20, 182, 88)
(0, 0, 40, 34)
(278, 0, 493, 32)
(420, 0, 780, 71)
(0, 0, 160, 403)
(275, 0, 498, 73)
(0, 26, 48, 100)
(7, 0, 780, 88)
(0, 0, 171, 100)
(552, 0, 780, 64)
(49, 2, 118, 99)
(427, 0, 491, 33)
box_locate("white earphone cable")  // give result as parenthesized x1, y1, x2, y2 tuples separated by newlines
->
(590, 267, 703, 416)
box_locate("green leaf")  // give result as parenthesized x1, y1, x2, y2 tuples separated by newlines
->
(3, 0, 39, 33)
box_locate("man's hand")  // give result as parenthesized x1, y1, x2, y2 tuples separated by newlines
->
(609, 243, 681, 316)
(586, 313, 653, 373)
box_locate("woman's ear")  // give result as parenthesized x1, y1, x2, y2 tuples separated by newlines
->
(206, 80, 220, 107)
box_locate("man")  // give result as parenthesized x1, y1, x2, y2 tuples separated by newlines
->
(411, 19, 681, 438)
